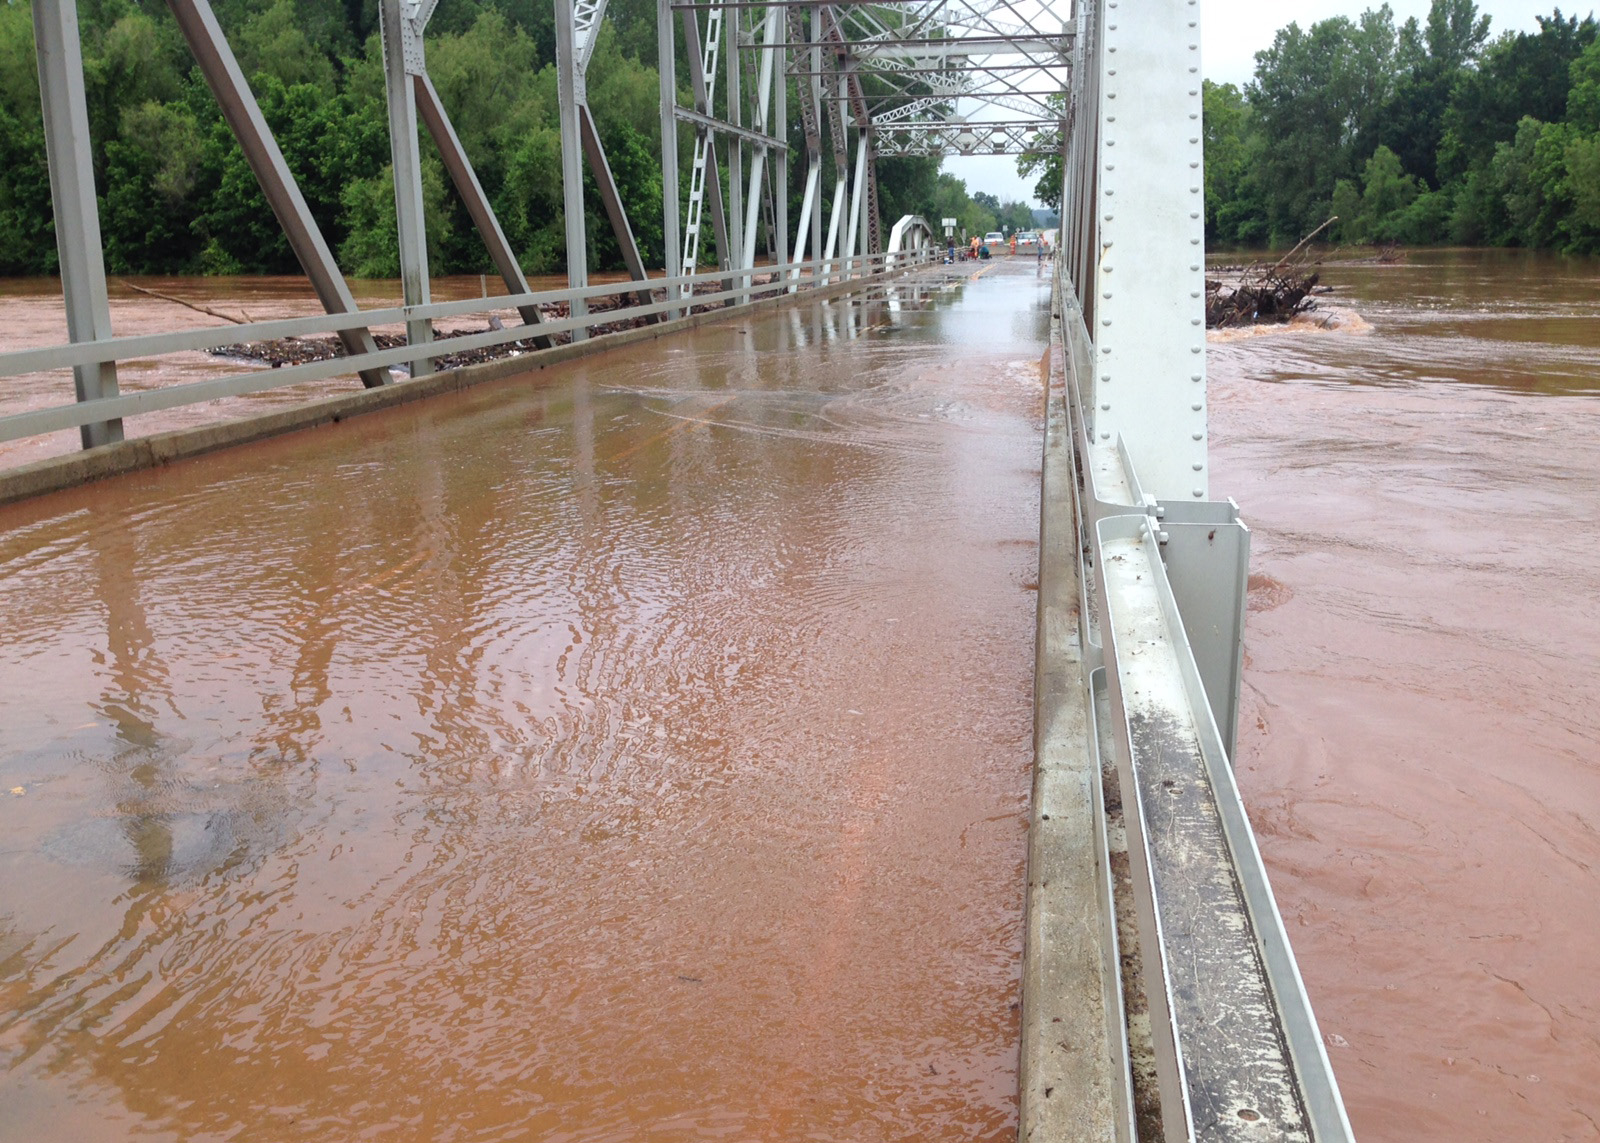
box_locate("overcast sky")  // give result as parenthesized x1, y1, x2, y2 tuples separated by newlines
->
(945, 0, 1590, 206)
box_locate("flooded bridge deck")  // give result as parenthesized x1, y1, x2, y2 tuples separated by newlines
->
(0, 261, 1053, 1141)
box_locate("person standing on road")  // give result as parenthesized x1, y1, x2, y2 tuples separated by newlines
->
(969, 235, 980, 260)
(1009, 234, 1016, 256)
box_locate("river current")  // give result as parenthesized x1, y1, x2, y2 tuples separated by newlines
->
(1209, 248, 1600, 1143)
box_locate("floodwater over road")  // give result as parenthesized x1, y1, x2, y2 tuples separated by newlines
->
(1209, 249, 1600, 1143)
(0, 262, 1050, 1141)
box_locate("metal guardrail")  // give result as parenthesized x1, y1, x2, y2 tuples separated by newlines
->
(1053, 258, 1356, 1143)
(0, 250, 931, 448)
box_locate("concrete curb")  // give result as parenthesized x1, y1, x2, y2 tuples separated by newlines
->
(1019, 294, 1133, 1142)
(0, 269, 918, 509)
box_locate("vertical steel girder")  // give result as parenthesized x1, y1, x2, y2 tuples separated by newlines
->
(657, 0, 682, 314)
(164, 0, 388, 389)
(379, 0, 434, 374)
(724, 3, 744, 283)
(554, 0, 590, 339)
(556, 0, 659, 331)
(1088, 0, 1207, 501)
(32, 0, 122, 448)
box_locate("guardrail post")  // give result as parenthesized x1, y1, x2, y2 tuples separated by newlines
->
(32, 0, 123, 449)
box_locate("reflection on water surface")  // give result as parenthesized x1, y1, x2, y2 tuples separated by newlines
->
(0, 264, 1048, 1142)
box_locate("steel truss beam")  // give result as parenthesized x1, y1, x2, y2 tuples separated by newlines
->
(32, 0, 122, 447)
(166, 0, 389, 388)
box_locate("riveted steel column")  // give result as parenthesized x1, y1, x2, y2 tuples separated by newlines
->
(808, 7, 823, 270)
(554, 0, 589, 340)
(32, 0, 122, 448)
(724, 3, 743, 297)
(846, 130, 868, 271)
(380, 0, 434, 375)
(1091, 0, 1205, 500)
(657, 0, 682, 316)
(165, 0, 386, 388)
(740, 3, 781, 272)
(772, 9, 788, 279)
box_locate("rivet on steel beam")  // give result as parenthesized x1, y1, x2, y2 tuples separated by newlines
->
(1193, 488, 1205, 497)
(1191, 238, 1201, 244)
(1190, 212, 1200, 219)
(1190, 161, 1200, 168)
(1102, 319, 1111, 326)
(1101, 432, 1112, 440)
(1191, 373, 1202, 381)
(1190, 264, 1200, 271)
(1192, 403, 1203, 411)
(1104, 215, 1114, 222)
(1192, 462, 1204, 471)
(1190, 291, 1201, 298)
(1102, 403, 1112, 411)
(1191, 318, 1201, 325)
(1192, 432, 1204, 441)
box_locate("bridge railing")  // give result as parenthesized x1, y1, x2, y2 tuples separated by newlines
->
(0, 250, 933, 452)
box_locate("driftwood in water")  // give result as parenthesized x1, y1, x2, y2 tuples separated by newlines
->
(207, 275, 780, 371)
(1204, 218, 1333, 329)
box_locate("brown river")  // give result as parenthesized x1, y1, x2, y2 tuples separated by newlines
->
(1, 249, 1598, 1141)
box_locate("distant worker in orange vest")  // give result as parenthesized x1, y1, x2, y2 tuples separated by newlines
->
(969, 235, 980, 259)
(1009, 233, 1016, 256)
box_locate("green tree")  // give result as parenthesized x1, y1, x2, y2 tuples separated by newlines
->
(1438, 10, 1598, 180)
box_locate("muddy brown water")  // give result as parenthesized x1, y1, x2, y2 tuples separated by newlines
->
(1209, 248, 1600, 1143)
(2, 249, 1596, 1141)
(0, 262, 1049, 1141)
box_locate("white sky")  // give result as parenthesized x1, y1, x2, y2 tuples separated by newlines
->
(945, 0, 1588, 206)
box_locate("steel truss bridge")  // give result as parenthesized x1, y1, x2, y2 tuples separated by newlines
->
(6, 0, 1358, 1139)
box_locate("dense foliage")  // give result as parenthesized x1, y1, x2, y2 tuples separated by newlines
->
(0, 0, 1028, 277)
(1205, 0, 1600, 253)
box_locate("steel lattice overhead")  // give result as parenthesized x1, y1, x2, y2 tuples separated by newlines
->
(795, 0, 1074, 158)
